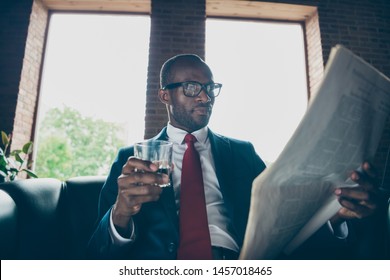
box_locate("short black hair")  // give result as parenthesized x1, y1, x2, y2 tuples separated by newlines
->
(160, 54, 212, 88)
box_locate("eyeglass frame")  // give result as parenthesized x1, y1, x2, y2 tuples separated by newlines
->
(161, 81, 222, 98)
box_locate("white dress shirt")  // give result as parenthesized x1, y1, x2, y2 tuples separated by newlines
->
(109, 123, 239, 252)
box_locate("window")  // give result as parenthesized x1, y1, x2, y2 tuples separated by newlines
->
(34, 13, 150, 179)
(206, 18, 308, 165)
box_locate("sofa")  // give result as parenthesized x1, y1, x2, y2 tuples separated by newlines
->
(0, 176, 105, 259)
(1, 176, 390, 259)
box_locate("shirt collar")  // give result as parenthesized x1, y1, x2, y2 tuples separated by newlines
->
(166, 123, 209, 144)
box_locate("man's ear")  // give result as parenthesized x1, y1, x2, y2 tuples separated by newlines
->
(158, 89, 170, 104)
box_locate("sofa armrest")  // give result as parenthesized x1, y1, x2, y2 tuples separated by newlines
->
(0, 178, 66, 259)
(0, 189, 18, 259)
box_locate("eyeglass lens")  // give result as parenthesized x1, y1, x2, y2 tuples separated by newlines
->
(183, 82, 220, 97)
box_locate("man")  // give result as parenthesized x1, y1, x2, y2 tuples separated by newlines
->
(88, 54, 384, 260)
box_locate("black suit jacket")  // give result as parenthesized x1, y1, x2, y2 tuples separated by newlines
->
(88, 127, 266, 259)
(88, 128, 387, 259)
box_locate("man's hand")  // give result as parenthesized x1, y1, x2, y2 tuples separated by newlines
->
(112, 156, 169, 237)
(331, 162, 382, 226)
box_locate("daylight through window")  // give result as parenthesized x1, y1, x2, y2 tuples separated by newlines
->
(34, 13, 150, 180)
(206, 18, 308, 165)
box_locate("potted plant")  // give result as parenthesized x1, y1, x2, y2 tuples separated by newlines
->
(0, 131, 38, 183)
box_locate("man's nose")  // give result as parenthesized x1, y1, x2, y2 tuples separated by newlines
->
(197, 88, 211, 103)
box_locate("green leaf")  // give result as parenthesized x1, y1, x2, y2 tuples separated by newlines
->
(0, 156, 8, 168)
(15, 153, 24, 164)
(22, 142, 33, 154)
(10, 150, 22, 156)
(1, 131, 9, 147)
(23, 169, 38, 178)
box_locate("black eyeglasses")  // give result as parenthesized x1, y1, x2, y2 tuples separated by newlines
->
(162, 81, 222, 98)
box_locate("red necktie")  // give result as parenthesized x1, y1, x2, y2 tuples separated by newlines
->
(177, 134, 212, 259)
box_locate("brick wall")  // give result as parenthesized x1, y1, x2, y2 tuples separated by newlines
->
(0, 0, 34, 136)
(0, 0, 48, 152)
(305, 9, 323, 99)
(12, 0, 48, 151)
(144, 0, 206, 138)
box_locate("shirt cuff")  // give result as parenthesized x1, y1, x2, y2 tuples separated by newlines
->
(109, 209, 136, 245)
(327, 220, 348, 239)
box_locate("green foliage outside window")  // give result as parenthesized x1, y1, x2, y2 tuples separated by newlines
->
(35, 106, 126, 180)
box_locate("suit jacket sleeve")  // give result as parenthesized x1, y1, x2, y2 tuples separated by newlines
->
(87, 147, 134, 259)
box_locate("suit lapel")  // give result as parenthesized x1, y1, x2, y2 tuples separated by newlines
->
(209, 130, 251, 246)
(208, 130, 235, 209)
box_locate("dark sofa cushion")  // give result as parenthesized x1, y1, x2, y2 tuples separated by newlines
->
(64, 176, 105, 259)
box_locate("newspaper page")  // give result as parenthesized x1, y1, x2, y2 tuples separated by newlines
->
(240, 45, 390, 259)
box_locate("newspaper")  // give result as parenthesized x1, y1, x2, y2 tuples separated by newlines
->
(239, 45, 390, 259)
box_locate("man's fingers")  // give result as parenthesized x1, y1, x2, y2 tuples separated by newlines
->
(349, 161, 378, 191)
(119, 184, 162, 198)
(338, 207, 362, 219)
(122, 156, 158, 174)
(116, 185, 162, 215)
(335, 187, 370, 201)
(361, 161, 377, 178)
(336, 194, 377, 220)
(128, 204, 142, 216)
(339, 195, 376, 210)
(118, 171, 169, 187)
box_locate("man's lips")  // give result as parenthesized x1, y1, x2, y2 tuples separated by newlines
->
(193, 105, 212, 115)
